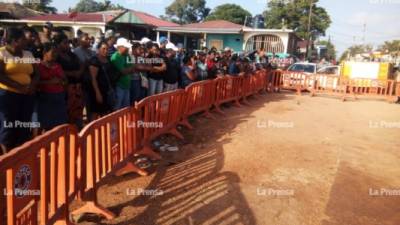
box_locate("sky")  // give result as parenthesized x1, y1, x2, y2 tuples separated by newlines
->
(51, 0, 400, 57)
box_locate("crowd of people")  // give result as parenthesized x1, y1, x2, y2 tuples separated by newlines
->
(0, 23, 271, 155)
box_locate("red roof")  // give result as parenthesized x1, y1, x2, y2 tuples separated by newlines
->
(132, 10, 179, 27)
(25, 13, 106, 23)
(182, 20, 243, 29)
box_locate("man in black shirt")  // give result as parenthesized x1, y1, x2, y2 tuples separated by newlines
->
(164, 43, 180, 91)
(147, 43, 166, 95)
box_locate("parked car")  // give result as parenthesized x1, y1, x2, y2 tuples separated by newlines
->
(287, 63, 317, 74)
(317, 66, 341, 75)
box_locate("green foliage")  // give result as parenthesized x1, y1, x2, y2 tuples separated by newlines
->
(70, 0, 125, 13)
(317, 40, 336, 60)
(164, 0, 210, 24)
(378, 40, 400, 54)
(205, 4, 251, 25)
(263, 0, 331, 39)
(339, 44, 373, 62)
(23, 0, 57, 13)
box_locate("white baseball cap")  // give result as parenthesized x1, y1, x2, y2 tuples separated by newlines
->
(140, 37, 151, 45)
(114, 38, 132, 49)
(166, 42, 178, 51)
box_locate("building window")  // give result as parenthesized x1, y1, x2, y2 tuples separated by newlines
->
(245, 34, 284, 53)
(209, 39, 223, 50)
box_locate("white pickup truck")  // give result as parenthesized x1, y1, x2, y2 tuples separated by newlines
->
(287, 62, 341, 75)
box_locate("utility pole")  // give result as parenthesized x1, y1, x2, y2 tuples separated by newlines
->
(362, 22, 366, 45)
(305, 0, 314, 60)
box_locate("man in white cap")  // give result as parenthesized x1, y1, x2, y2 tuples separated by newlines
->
(163, 43, 180, 91)
(110, 37, 135, 110)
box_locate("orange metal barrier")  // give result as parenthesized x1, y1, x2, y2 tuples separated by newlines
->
(240, 72, 266, 105)
(343, 79, 399, 101)
(0, 125, 78, 225)
(181, 80, 216, 129)
(3, 68, 399, 225)
(266, 70, 282, 92)
(281, 72, 310, 95)
(308, 74, 346, 99)
(214, 76, 244, 114)
(396, 82, 400, 100)
(71, 107, 140, 221)
(135, 89, 186, 154)
(241, 75, 253, 105)
(253, 70, 267, 94)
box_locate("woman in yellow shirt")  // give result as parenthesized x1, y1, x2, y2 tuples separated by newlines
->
(0, 27, 39, 154)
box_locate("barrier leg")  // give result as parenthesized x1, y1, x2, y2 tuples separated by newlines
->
(296, 86, 302, 96)
(179, 118, 193, 130)
(252, 93, 261, 99)
(202, 110, 216, 120)
(168, 128, 184, 140)
(349, 88, 358, 101)
(213, 104, 225, 115)
(54, 219, 74, 225)
(310, 89, 316, 97)
(114, 162, 148, 177)
(136, 145, 161, 160)
(266, 84, 272, 92)
(71, 201, 115, 221)
(341, 92, 347, 102)
(241, 97, 251, 106)
(234, 99, 242, 107)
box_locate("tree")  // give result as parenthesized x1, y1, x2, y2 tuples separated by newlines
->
(317, 40, 336, 60)
(339, 44, 373, 62)
(164, 0, 210, 24)
(70, 0, 125, 13)
(23, 0, 57, 13)
(205, 4, 251, 25)
(378, 40, 400, 54)
(263, 0, 331, 40)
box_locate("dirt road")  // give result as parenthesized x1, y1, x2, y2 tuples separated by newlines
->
(76, 92, 400, 225)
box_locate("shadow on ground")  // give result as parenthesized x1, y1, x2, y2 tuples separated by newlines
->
(322, 161, 400, 225)
(75, 92, 296, 225)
